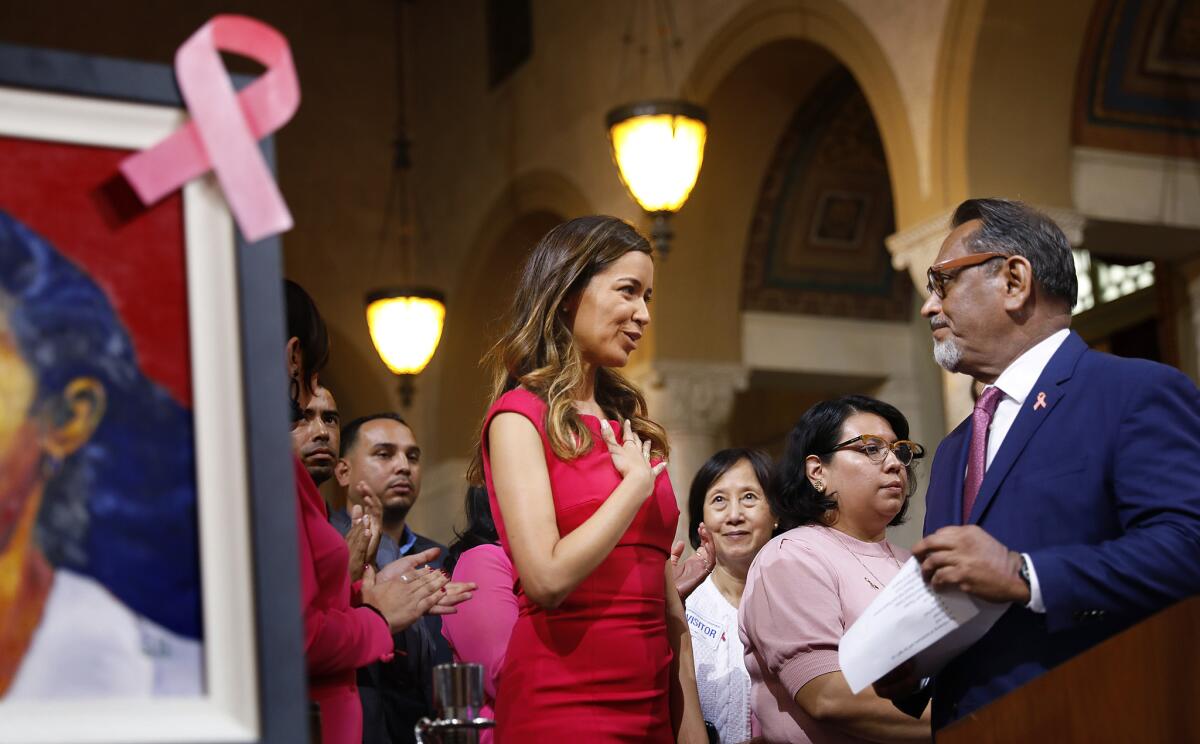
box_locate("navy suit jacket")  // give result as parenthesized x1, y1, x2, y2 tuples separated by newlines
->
(922, 332, 1200, 729)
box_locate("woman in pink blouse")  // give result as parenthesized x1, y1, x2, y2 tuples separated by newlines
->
(739, 395, 932, 743)
(440, 486, 515, 743)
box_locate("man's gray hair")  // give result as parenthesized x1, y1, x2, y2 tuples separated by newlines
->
(951, 198, 1078, 308)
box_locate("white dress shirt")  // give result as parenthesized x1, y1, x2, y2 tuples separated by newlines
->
(979, 327, 1070, 614)
(8, 569, 203, 699)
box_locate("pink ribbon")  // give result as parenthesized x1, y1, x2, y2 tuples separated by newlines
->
(120, 15, 300, 242)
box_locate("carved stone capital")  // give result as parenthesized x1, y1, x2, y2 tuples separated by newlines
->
(885, 208, 955, 296)
(1041, 206, 1087, 247)
(630, 361, 749, 436)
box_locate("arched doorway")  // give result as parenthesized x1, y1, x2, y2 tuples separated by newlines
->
(413, 171, 591, 541)
(651, 32, 943, 547)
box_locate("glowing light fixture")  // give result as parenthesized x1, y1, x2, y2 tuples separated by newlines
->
(365, 288, 445, 406)
(607, 100, 707, 215)
(365, 3, 446, 408)
(604, 1, 708, 258)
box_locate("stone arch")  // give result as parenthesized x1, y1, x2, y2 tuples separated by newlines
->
(647, 5, 947, 545)
(898, 1, 1098, 430)
(411, 171, 592, 540)
(683, 0, 924, 226)
(430, 169, 592, 463)
(655, 3, 923, 364)
(923, 0, 1099, 216)
(925, 0, 986, 210)
(403, 174, 590, 542)
(937, 0, 1200, 378)
(950, 0, 1095, 205)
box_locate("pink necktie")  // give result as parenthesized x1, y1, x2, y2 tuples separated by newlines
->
(963, 385, 1004, 523)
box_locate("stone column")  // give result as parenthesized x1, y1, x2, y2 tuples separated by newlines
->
(631, 361, 749, 546)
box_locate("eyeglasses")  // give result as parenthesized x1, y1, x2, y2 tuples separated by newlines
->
(925, 251, 1007, 299)
(823, 434, 925, 467)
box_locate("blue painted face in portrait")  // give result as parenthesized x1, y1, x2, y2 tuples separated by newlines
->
(0, 210, 201, 696)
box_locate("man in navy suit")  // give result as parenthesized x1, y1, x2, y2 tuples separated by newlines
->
(878, 198, 1200, 729)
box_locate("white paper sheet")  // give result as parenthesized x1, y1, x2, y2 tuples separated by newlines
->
(838, 557, 1009, 693)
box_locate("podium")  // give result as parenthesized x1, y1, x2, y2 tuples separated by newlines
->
(938, 597, 1200, 742)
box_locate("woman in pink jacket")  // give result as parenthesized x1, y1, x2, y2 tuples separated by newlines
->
(285, 280, 473, 744)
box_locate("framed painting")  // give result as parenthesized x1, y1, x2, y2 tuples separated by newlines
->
(0, 43, 306, 744)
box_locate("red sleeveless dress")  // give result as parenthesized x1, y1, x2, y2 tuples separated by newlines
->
(482, 388, 679, 742)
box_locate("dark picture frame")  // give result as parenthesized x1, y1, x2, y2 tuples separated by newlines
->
(0, 42, 306, 744)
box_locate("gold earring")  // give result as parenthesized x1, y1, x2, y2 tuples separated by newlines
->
(812, 480, 825, 494)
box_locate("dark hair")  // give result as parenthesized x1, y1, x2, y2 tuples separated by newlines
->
(340, 412, 410, 457)
(443, 485, 500, 575)
(951, 198, 1077, 308)
(0, 210, 200, 638)
(771, 395, 919, 531)
(687, 448, 775, 549)
(284, 279, 330, 394)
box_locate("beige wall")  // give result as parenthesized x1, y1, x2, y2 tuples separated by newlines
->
(0, 0, 979, 544)
(964, 0, 1095, 204)
(1, 0, 405, 422)
(1, 0, 448, 526)
(9, 0, 1186, 547)
(662, 40, 840, 363)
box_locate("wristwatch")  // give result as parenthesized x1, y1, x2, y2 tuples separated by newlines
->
(1017, 553, 1032, 589)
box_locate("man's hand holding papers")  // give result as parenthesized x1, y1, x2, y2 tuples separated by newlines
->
(838, 556, 1009, 694)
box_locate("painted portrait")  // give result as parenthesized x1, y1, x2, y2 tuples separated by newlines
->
(0, 43, 306, 744)
(0, 139, 203, 699)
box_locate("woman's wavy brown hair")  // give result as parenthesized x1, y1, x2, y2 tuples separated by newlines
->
(467, 215, 668, 484)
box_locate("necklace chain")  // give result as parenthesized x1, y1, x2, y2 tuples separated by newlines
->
(825, 527, 900, 590)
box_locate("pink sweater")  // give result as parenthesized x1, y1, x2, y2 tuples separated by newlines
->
(738, 525, 910, 743)
(294, 457, 393, 744)
(441, 543, 517, 744)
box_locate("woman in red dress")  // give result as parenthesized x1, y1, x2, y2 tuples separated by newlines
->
(470, 216, 706, 742)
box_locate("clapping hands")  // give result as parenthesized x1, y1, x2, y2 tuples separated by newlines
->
(346, 485, 383, 582)
(362, 546, 476, 633)
(377, 546, 476, 616)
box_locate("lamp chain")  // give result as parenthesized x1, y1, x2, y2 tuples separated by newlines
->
(377, 0, 416, 284)
(616, 0, 685, 100)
